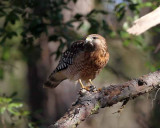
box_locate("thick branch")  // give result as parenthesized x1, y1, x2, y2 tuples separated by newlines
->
(49, 70, 160, 128)
(127, 6, 160, 35)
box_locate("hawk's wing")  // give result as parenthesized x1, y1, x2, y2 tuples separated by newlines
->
(54, 40, 85, 73)
(44, 40, 85, 88)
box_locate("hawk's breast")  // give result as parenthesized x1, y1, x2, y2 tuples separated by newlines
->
(64, 48, 109, 83)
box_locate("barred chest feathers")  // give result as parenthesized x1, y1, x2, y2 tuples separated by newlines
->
(64, 47, 109, 83)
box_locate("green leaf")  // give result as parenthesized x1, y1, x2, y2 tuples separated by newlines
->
(77, 22, 84, 30)
(96, 10, 108, 15)
(123, 40, 130, 46)
(115, 3, 126, 21)
(0, 97, 12, 104)
(10, 92, 18, 98)
(86, 9, 107, 17)
(146, 62, 157, 72)
(120, 31, 129, 38)
(0, 36, 7, 45)
(102, 20, 111, 34)
(22, 110, 30, 116)
(129, 3, 138, 11)
(88, 18, 99, 33)
(7, 31, 17, 39)
(0, 107, 6, 114)
(139, 2, 152, 8)
(74, 13, 83, 20)
(8, 103, 23, 115)
(87, 9, 96, 17)
(9, 103, 23, 108)
(4, 10, 20, 26)
(115, 3, 126, 12)
(2, 47, 10, 60)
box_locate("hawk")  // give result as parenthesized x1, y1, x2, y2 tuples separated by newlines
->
(44, 34, 109, 89)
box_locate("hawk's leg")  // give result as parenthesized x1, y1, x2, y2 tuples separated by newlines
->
(88, 79, 96, 91)
(89, 79, 93, 86)
(78, 79, 90, 91)
(78, 79, 85, 89)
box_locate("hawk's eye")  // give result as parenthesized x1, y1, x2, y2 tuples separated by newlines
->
(92, 37, 97, 39)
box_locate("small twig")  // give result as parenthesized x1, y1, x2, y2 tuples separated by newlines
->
(151, 87, 160, 109)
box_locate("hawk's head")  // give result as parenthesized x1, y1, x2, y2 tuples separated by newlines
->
(84, 34, 107, 51)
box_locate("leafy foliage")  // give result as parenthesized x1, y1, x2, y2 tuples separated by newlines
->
(0, 95, 29, 127)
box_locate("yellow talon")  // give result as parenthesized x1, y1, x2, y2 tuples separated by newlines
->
(78, 79, 85, 89)
(89, 79, 93, 85)
(78, 79, 90, 91)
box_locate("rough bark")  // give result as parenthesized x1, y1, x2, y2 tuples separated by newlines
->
(127, 6, 160, 35)
(48, 70, 160, 128)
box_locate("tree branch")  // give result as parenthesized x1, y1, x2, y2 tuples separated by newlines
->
(127, 6, 160, 35)
(49, 70, 160, 128)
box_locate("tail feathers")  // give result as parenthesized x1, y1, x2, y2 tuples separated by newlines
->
(43, 79, 61, 88)
(43, 72, 66, 88)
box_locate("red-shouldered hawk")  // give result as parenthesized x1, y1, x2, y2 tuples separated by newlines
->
(44, 34, 109, 89)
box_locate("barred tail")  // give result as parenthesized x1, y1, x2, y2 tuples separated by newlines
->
(43, 72, 66, 88)
(43, 79, 61, 88)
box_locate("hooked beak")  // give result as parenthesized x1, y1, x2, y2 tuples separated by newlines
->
(85, 37, 93, 44)
(84, 36, 94, 50)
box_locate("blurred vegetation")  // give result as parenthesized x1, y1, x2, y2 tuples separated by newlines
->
(0, 0, 160, 128)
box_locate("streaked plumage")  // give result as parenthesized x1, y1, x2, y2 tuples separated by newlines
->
(44, 34, 109, 88)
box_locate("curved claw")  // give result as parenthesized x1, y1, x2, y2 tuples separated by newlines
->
(78, 79, 91, 91)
